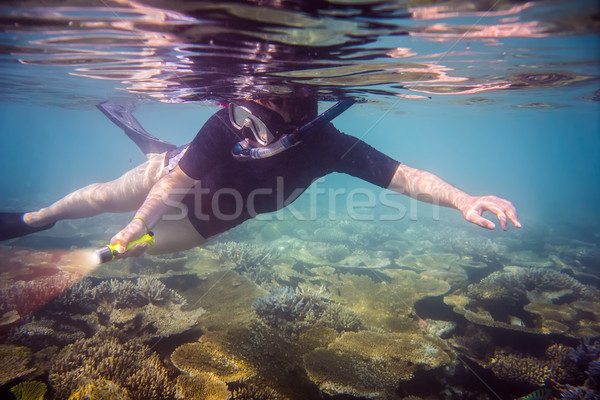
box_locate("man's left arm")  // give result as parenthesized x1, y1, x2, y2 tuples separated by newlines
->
(388, 164, 521, 230)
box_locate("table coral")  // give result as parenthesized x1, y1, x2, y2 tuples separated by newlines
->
(329, 270, 450, 332)
(303, 331, 451, 399)
(444, 267, 600, 337)
(175, 373, 230, 400)
(171, 340, 256, 383)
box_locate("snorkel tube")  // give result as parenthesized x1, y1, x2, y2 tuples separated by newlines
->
(232, 98, 355, 161)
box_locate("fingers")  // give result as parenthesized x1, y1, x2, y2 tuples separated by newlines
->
(464, 196, 522, 231)
(505, 207, 522, 228)
(466, 209, 496, 230)
(113, 242, 149, 259)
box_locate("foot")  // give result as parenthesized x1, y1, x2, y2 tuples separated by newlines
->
(0, 212, 56, 241)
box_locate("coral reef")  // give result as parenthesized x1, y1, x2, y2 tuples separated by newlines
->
(66, 379, 129, 400)
(329, 270, 450, 332)
(323, 244, 351, 263)
(0, 344, 36, 385)
(230, 383, 281, 400)
(175, 373, 230, 400)
(49, 328, 179, 400)
(171, 340, 255, 383)
(10, 381, 47, 400)
(484, 344, 580, 385)
(211, 241, 278, 285)
(10, 277, 203, 346)
(422, 319, 456, 339)
(253, 286, 331, 337)
(557, 338, 600, 399)
(431, 227, 506, 260)
(303, 330, 451, 399)
(313, 227, 349, 243)
(129, 252, 188, 275)
(320, 303, 363, 332)
(0, 271, 82, 321)
(10, 318, 85, 350)
(467, 268, 597, 307)
(445, 267, 600, 337)
(93, 279, 144, 312)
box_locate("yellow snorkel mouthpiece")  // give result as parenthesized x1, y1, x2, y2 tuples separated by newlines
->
(94, 232, 155, 264)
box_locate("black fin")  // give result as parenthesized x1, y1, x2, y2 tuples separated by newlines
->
(0, 212, 55, 241)
(97, 101, 177, 155)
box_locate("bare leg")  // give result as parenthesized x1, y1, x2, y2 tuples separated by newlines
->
(25, 153, 166, 227)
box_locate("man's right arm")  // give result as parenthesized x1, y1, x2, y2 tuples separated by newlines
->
(109, 165, 197, 256)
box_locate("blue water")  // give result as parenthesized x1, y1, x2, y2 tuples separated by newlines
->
(1, 84, 598, 235)
(0, 1, 599, 398)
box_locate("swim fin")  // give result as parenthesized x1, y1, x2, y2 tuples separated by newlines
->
(97, 101, 177, 155)
(0, 212, 55, 242)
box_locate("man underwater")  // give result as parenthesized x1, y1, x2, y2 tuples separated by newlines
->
(0, 92, 521, 257)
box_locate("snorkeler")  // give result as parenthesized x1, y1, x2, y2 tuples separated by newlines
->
(0, 92, 521, 257)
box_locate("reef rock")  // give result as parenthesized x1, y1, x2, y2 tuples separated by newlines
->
(303, 331, 451, 399)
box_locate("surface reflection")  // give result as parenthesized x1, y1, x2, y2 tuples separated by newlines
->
(0, 0, 597, 103)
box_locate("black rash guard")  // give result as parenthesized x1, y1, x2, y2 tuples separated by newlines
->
(177, 106, 400, 239)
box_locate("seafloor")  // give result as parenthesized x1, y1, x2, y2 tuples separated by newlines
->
(0, 211, 599, 400)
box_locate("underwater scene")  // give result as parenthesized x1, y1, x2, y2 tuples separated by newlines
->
(0, 0, 599, 399)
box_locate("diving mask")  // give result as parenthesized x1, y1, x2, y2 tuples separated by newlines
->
(229, 104, 276, 146)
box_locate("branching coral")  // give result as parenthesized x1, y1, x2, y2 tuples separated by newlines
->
(320, 303, 363, 332)
(10, 318, 85, 349)
(431, 227, 505, 259)
(0, 271, 82, 319)
(92, 279, 141, 312)
(323, 245, 351, 263)
(557, 338, 600, 399)
(24, 276, 201, 344)
(212, 241, 278, 284)
(135, 277, 186, 306)
(49, 328, 179, 400)
(253, 286, 330, 337)
(486, 344, 580, 386)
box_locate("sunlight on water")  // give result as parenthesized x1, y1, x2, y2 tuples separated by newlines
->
(1, 0, 598, 103)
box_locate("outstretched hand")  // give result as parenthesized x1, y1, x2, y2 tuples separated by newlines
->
(460, 195, 521, 231)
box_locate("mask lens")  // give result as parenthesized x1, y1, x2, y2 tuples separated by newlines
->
(229, 104, 274, 146)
